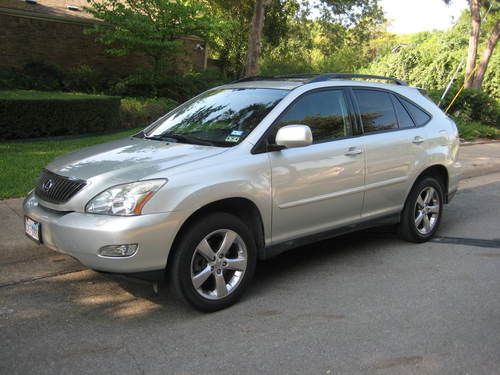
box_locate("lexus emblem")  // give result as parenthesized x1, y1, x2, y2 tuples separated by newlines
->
(42, 179, 54, 192)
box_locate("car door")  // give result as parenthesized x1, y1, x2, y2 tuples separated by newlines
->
(352, 88, 429, 219)
(268, 88, 365, 244)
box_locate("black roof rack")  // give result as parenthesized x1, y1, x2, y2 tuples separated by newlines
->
(308, 73, 407, 86)
(232, 73, 407, 86)
(233, 74, 318, 83)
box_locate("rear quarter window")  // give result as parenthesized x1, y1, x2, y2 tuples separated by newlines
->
(399, 97, 431, 126)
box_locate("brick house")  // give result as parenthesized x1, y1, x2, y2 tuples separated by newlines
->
(0, 0, 207, 75)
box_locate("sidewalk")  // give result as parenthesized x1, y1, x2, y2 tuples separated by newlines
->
(459, 142, 500, 178)
(1, 142, 499, 286)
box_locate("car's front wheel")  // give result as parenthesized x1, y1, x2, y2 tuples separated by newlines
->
(169, 212, 257, 312)
(398, 176, 444, 243)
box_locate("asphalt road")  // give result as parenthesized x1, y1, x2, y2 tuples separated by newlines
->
(1, 172, 499, 375)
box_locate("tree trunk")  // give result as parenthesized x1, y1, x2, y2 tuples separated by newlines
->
(245, 0, 270, 77)
(464, 0, 481, 88)
(471, 20, 500, 89)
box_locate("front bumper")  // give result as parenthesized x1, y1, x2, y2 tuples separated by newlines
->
(23, 193, 184, 273)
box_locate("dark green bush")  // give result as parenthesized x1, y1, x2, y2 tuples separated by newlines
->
(431, 88, 499, 128)
(0, 91, 121, 140)
(120, 97, 178, 128)
(111, 68, 229, 102)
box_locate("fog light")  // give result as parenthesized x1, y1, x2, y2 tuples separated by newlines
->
(98, 244, 138, 257)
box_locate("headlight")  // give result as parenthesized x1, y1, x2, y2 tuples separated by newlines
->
(85, 179, 166, 216)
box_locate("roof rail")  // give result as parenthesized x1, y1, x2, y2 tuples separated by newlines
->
(308, 73, 407, 86)
(232, 74, 317, 83)
(231, 73, 407, 86)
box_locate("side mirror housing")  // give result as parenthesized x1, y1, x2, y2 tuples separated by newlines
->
(275, 124, 313, 149)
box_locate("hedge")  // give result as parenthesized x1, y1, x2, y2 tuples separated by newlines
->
(0, 90, 121, 140)
(120, 97, 178, 129)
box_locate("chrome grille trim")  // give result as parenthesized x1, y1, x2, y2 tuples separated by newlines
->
(35, 169, 86, 204)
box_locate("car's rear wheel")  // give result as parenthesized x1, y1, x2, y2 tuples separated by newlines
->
(398, 177, 444, 243)
(169, 212, 257, 312)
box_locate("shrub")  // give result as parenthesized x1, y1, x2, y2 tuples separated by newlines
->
(0, 90, 121, 140)
(62, 65, 110, 93)
(111, 68, 229, 102)
(455, 119, 500, 141)
(120, 97, 178, 129)
(429, 88, 499, 129)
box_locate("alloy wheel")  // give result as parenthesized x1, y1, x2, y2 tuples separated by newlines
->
(414, 186, 440, 235)
(190, 229, 248, 300)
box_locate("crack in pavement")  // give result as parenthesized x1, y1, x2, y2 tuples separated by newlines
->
(431, 236, 500, 249)
(0, 268, 85, 288)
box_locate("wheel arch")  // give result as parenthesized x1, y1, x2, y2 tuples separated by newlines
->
(166, 197, 266, 271)
(408, 164, 450, 204)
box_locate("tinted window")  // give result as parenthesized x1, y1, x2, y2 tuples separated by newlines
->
(274, 90, 351, 143)
(147, 88, 288, 147)
(393, 96, 415, 128)
(400, 98, 431, 126)
(354, 90, 398, 133)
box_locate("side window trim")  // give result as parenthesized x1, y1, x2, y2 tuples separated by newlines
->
(251, 87, 359, 154)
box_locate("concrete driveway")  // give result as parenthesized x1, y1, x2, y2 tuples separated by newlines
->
(1, 144, 499, 374)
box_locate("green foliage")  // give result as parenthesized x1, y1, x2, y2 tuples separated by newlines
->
(120, 97, 178, 128)
(85, 0, 215, 76)
(0, 128, 140, 199)
(364, 11, 500, 101)
(455, 119, 500, 141)
(259, 0, 385, 76)
(0, 62, 113, 94)
(435, 88, 499, 128)
(0, 90, 121, 140)
(111, 68, 228, 101)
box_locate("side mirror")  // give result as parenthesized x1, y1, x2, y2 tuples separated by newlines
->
(275, 124, 313, 149)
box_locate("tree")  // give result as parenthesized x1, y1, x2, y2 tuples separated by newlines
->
(472, 20, 499, 88)
(465, 0, 481, 87)
(245, 0, 272, 76)
(244, 0, 385, 77)
(444, 0, 499, 89)
(85, 0, 214, 78)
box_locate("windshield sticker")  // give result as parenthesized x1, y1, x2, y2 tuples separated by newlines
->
(225, 136, 240, 143)
(230, 130, 244, 136)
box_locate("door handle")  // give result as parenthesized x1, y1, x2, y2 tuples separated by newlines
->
(345, 146, 363, 156)
(412, 136, 425, 144)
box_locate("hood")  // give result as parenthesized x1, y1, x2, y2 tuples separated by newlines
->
(47, 137, 228, 183)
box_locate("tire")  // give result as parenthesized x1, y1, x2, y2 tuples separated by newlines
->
(169, 212, 257, 312)
(397, 176, 444, 243)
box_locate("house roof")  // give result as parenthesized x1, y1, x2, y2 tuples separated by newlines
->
(0, 0, 96, 22)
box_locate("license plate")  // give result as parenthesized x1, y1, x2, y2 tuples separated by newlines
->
(25, 216, 41, 243)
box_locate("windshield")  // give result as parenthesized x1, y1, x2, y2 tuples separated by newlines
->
(144, 88, 289, 147)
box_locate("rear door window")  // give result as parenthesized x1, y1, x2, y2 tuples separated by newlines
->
(354, 90, 398, 133)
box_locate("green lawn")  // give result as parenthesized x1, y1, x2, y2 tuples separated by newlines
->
(0, 128, 141, 199)
(0, 90, 116, 100)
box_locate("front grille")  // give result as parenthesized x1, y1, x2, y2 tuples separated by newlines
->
(35, 169, 86, 204)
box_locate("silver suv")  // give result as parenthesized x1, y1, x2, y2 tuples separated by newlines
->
(24, 74, 461, 311)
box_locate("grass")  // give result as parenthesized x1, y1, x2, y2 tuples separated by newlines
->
(456, 119, 500, 141)
(0, 128, 141, 199)
(0, 90, 116, 100)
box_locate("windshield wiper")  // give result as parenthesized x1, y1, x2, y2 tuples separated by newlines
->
(144, 133, 217, 146)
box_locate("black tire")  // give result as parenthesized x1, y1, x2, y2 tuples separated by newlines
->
(397, 176, 444, 243)
(169, 212, 257, 312)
